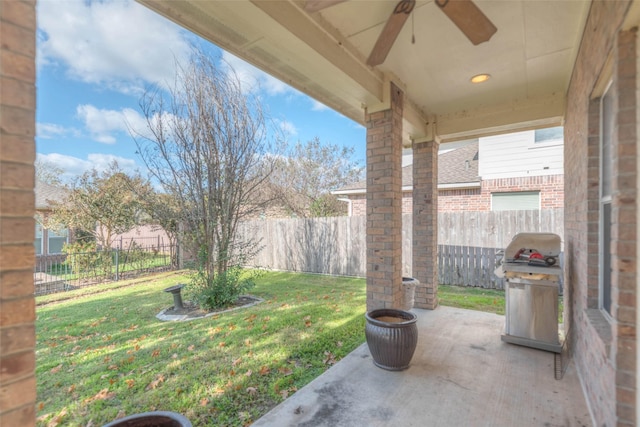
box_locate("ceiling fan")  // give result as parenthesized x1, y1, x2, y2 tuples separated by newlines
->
(305, 0, 497, 66)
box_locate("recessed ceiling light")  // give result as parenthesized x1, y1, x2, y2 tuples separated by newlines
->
(470, 74, 491, 84)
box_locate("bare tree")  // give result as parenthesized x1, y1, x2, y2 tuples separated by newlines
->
(134, 50, 283, 281)
(272, 137, 364, 217)
(35, 158, 65, 186)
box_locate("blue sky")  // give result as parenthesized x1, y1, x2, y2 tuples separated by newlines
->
(36, 0, 366, 182)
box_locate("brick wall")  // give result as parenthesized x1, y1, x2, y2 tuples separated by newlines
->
(350, 174, 563, 214)
(0, 1, 37, 426)
(365, 82, 404, 311)
(412, 140, 438, 310)
(612, 26, 637, 427)
(481, 175, 564, 209)
(564, 1, 636, 426)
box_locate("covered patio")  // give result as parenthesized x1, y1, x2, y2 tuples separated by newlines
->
(1, 0, 638, 426)
(254, 306, 590, 427)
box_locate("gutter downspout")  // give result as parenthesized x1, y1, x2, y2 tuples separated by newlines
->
(336, 197, 353, 216)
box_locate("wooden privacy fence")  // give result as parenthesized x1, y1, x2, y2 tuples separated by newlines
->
(438, 245, 505, 289)
(238, 209, 563, 288)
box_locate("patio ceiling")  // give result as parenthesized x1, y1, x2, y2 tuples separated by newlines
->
(138, 0, 591, 144)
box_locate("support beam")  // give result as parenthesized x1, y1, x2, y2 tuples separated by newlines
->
(249, 0, 383, 101)
(365, 82, 404, 311)
(435, 93, 565, 143)
(412, 138, 439, 310)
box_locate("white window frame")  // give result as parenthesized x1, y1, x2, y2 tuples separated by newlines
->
(490, 191, 541, 211)
(599, 80, 613, 317)
(533, 126, 563, 145)
(34, 221, 43, 256)
(47, 228, 69, 254)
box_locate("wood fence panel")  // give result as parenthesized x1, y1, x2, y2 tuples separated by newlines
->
(237, 209, 562, 288)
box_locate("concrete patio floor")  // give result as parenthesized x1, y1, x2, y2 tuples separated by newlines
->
(253, 305, 591, 427)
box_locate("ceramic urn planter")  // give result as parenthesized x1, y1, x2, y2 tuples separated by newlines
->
(365, 308, 418, 371)
(102, 411, 192, 427)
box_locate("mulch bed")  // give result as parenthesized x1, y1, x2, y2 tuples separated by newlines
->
(163, 296, 261, 319)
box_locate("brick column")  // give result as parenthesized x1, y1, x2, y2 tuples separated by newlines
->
(365, 82, 403, 311)
(0, 1, 37, 426)
(613, 27, 637, 427)
(412, 139, 438, 309)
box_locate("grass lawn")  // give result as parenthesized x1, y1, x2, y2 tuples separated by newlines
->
(36, 271, 366, 426)
(36, 272, 521, 426)
(438, 285, 506, 315)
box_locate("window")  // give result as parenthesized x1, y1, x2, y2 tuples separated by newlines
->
(534, 126, 563, 143)
(35, 222, 43, 255)
(491, 191, 540, 211)
(48, 228, 69, 254)
(599, 84, 613, 315)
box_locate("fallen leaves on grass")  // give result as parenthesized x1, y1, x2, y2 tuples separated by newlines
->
(323, 351, 336, 365)
(84, 388, 115, 404)
(46, 407, 68, 427)
(278, 366, 293, 376)
(146, 374, 165, 390)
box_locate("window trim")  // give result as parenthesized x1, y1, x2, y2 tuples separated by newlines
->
(598, 79, 613, 319)
(47, 228, 69, 255)
(490, 191, 541, 211)
(35, 221, 43, 256)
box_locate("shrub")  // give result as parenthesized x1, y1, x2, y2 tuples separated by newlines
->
(122, 241, 153, 271)
(188, 265, 258, 310)
(63, 241, 113, 280)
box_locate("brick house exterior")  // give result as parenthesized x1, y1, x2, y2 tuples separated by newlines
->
(336, 137, 564, 215)
(0, 1, 38, 425)
(34, 180, 71, 259)
(1, 2, 639, 427)
(563, 3, 638, 425)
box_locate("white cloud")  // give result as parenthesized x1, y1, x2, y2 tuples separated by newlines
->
(278, 119, 298, 137)
(76, 104, 149, 144)
(36, 122, 80, 139)
(311, 100, 329, 111)
(221, 51, 292, 96)
(37, 0, 192, 94)
(37, 152, 139, 181)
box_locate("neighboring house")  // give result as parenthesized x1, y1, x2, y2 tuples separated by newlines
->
(35, 180, 71, 257)
(333, 128, 564, 215)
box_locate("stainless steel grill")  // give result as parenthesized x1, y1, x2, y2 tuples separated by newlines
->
(495, 232, 562, 353)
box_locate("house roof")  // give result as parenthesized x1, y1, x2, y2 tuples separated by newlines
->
(333, 141, 479, 194)
(35, 180, 68, 210)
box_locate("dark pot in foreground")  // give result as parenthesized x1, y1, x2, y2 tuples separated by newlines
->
(365, 308, 418, 371)
(102, 411, 191, 427)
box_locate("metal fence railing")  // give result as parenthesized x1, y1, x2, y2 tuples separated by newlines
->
(34, 243, 176, 296)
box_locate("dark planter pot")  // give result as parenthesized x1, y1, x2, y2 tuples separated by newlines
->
(365, 308, 418, 371)
(102, 411, 191, 427)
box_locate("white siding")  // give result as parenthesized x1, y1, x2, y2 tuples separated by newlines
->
(478, 130, 564, 179)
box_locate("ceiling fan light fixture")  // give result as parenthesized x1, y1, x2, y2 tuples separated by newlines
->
(470, 73, 491, 84)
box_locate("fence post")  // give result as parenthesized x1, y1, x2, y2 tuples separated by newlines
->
(115, 248, 119, 281)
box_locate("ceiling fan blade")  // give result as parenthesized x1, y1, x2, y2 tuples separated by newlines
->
(304, 0, 348, 13)
(436, 0, 497, 45)
(367, 0, 416, 66)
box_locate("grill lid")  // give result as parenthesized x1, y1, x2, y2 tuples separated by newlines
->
(495, 232, 562, 278)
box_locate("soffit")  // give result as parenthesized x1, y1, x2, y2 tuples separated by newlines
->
(139, 0, 591, 143)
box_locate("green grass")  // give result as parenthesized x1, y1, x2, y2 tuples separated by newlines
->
(45, 253, 171, 281)
(438, 285, 506, 315)
(35, 271, 366, 426)
(37, 273, 531, 426)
